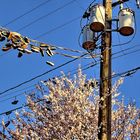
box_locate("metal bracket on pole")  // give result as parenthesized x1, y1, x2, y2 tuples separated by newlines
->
(105, 29, 118, 32)
(105, 19, 119, 32)
(111, 19, 119, 22)
(112, 0, 129, 7)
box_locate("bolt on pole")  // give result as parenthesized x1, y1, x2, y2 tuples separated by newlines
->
(98, 0, 112, 140)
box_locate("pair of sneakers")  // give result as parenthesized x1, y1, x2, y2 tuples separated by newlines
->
(1, 43, 13, 51)
(17, 47, 32, 58)
(31, 46, 44, 57)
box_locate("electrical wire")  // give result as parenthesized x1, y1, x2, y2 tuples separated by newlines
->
(0, 40, 139, 98)
(0, 17, 85, 59)
(0, 53, 88, 96)
(0, 2, 82, 58)
(0, 60, 99, 102)
(114, 67, 140, 78)
(52, 45, 85, 53)
(80, 0, 97, 29)
(35, 16, 81, 39)
(0, 65, 96, 103)
(112, 44, 140, 56)
(99, 66, 140, 83)
(1, 44, 140, 103)
(0, 0, 95, 59)
(0, 8, 87, 58)
(30, 35, 87, 54)
(3, 0, 51, 27)
(1, 43, 140, 102)
(113, 47, 140, 59)
(116, 31, 126, 56)
(0, 98, 45, 116)
(1, 0, 103, 60)
(0, 93, 26, 103)
(54, 51, 96, 59)
(112, 32, 136, 47)
(54, 31, 103, 59)
(0, 1, 136, 59)
(0, 62, 96, 103)
(0, 84, 35, 100)
(16, 0, 75, 32)
(0, 49, 139, 107)
(74, 0, 86, 11)
(0, 65, 140, 117)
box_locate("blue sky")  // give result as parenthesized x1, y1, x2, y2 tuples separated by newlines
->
(0, 0, 140, 125)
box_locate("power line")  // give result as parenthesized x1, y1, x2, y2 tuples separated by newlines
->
(0, 53, 87, 96)
(114, 67, 140, 78)
(0, 85, 35, 101)
(113, 47, 140, 59)
(112, 32, 136, 47)
(0, 61, 98, 102)
(0, 65, 140, 117)
(55, 51, 83, 58)
(4, 0, 51, 27)
(0, 2, 136, 58)
(1, 44, 140, 103)
(0, 45, 140, 106)
(0, 1, 81, 58)
(1, 41, 140, 98)
(0, 1, 81, 59)
(0, 17, 84, 59)
(35, 16, 81, 39)
(0, 92, 25, 103)
(74, 0, 86, 11)
(1, 43, 140, 100)
(16, 0, 75, 32)
(0, 98, 45, 116)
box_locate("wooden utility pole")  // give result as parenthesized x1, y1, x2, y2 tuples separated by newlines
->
(98, 0, 112, 139)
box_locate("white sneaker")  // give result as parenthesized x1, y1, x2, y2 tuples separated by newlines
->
(24, 49, 32, 54)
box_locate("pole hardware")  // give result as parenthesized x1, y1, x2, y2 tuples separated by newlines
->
(112, 0, 129, 7)
(105, 29, 118, 32)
